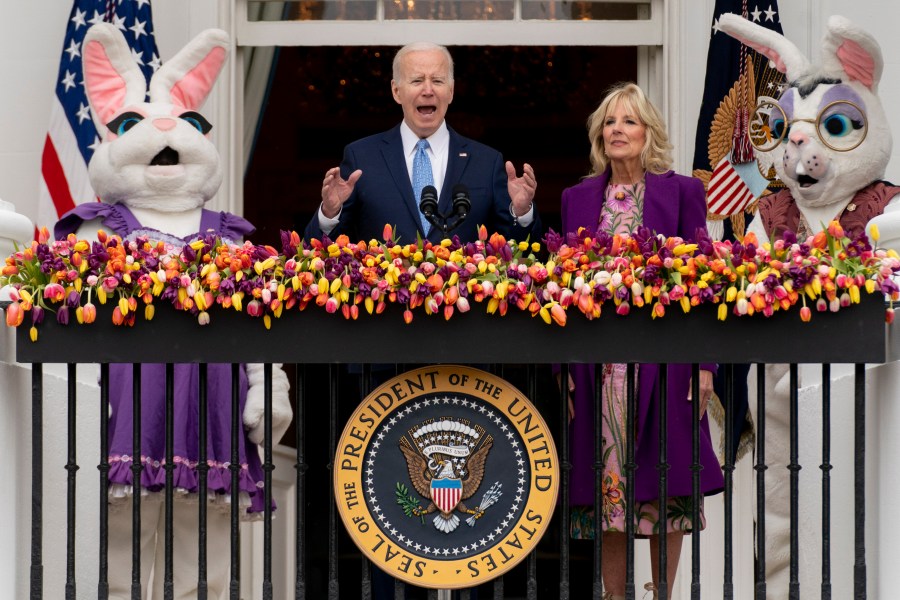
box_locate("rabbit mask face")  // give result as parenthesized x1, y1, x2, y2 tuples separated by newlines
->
(82, 24, 229, 212)
(720, 14, 893, 210)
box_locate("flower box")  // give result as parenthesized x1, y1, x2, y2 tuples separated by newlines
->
(13, 294, 889, 365)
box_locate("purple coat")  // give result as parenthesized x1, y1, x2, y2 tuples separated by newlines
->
(560, 168, 724, 503)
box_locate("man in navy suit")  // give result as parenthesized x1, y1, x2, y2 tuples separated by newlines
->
(304, 42, 541, 245)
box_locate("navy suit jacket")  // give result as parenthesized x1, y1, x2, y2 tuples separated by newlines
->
(304, 124, 541, 245)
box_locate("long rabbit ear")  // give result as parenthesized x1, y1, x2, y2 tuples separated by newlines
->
(149, 29, 229, 110)
(821, 15, 883, 91)
(718, 13, 810, 81)
(82, 23, 149, 133)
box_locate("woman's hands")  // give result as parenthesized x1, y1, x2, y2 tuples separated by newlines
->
(687, 369, 715, 419)
(556, 372, 576, 422)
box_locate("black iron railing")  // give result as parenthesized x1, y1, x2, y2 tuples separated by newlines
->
(10, 294, 896, 599)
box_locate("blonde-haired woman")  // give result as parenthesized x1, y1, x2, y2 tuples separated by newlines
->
(560, 82, 724, 599)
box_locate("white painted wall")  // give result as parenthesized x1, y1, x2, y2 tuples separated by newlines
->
(1, 1, 899, 598)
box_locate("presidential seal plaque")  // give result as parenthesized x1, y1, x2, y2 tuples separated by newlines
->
(334, 365, 559, 589)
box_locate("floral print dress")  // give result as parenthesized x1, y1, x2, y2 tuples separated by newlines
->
(570, 180, 704, 539)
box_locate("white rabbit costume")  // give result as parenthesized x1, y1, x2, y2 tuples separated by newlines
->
(719, 13, 900, 598)
(53, 24, 292, 600)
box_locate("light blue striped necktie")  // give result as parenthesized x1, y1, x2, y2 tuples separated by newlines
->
(412, 139, 434, 234)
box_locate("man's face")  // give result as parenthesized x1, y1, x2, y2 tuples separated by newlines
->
(391, 49, 454, 139)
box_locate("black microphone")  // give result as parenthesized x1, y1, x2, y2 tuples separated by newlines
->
(443, 183, 471, 233)
(451, 184, 471, 219)
(419, 185, 439, 220)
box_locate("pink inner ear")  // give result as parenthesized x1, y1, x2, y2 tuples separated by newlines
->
(837, 39, 875, 88)
(83, 40, 129, 127)
(169, 46, 226, 110)
(742, 38, 788, 74)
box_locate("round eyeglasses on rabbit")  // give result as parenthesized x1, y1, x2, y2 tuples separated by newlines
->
(748, 99, 868, 153)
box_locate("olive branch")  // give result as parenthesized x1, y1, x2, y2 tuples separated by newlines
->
(395, 483, 426, 524)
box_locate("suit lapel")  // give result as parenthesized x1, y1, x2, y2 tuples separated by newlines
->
(575, 172, 609, 232)
(440, 128, 470, 217)
(381, 126, 425, 234)
(642, 172, 678, 237)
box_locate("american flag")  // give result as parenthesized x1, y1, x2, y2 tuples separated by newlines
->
(706, 154, 770, 216)
(39, 0, 159, 233)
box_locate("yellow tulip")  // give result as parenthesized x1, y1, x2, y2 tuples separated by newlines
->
(145, 304, 155, 321)
(119, 296, 129, 316)
(718, 303, 728, 321)
(539, 306, 551, 324)
(870, 223, 880, 242)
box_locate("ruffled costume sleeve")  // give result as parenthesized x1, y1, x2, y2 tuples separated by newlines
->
(200, 209, 256, 244)
(54, 203, 138, 241)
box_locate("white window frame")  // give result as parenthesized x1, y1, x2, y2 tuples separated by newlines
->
(215, 0, 687, 224)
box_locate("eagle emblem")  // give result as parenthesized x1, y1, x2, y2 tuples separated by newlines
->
(396, 418, 500, 534)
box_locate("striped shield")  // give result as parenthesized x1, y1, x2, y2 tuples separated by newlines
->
(430, 478, 463, 514)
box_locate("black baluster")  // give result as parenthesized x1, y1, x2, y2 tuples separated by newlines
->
(198, 363, 209, 600)
(527, 364, 539, 600)
(263, 363, 274, 600)
(31, 363, 43, 600)
(657, 365, 668, 600)
(294, 364, 307, 600)
(853, 363, 866, 598)
(361, 364, 372, 600)
(821, 364, 832, 599)
(592, 363, 602, 600)
(328, 365, 339, 600)
(66, 363, 78, 600)
(99, 363, 110, 600)
(493, 576, 503, 600)
(131, 364, 142, 600)
(754, 364, 767, 600)
(164, 363, 174, 600)
(229, 363, 241, 600)
(723, 363, 734, 600)
(788, 364, 800, 600)
(625, 363, 636, 600)
(690, 364, 701, 600)
(558, 363, 570, 600)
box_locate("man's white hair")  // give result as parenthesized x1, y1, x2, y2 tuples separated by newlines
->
(392, 42, 454, 82)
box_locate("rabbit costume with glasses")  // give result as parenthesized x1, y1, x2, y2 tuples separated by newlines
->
(53, 23, 292, 600)
(719, 13, 899, 598)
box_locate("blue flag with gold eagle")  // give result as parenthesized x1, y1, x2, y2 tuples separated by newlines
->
(692, 1, 786, 465)
(692, 0, 786, 240)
